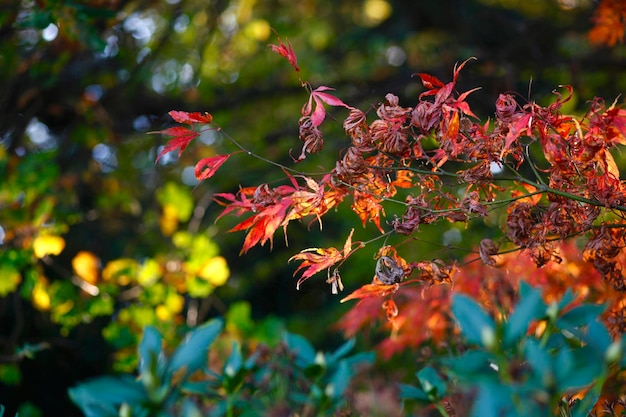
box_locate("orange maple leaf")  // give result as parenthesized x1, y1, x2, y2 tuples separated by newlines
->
(589, 0, 626, 46)
(290, 229, 355, 290)
(352, 191, 385, 233)
(339, 282, 399, 303)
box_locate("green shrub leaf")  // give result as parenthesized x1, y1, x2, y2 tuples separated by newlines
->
(451, 294, 496, 347)
(504, 283, 545, 346)
(167, 318, 223, 383)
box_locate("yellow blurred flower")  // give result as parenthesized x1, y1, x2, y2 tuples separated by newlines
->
(197, 256, 230, 287)
(72, 251, 100, 285)
(32, 235, 65, 259)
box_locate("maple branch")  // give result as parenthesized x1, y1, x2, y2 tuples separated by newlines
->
(516, 177, 626, 213)
(217, 126, 331, 177)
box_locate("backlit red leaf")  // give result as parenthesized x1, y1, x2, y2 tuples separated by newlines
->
(194, 154, 230, 181)
(154, 127, 199, 162)
(269, 35, 300, 73)
(340, 282, 399, 303)
(304, 86, 350, 128)
(169, 110, 213, 124)
(415, 73, 445, 90)
(290, 247, 343, 289)
(502, 113, 532, 157)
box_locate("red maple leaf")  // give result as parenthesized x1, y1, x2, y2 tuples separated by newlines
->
(339, 282, 399, 303)
(231, 200, 292, 254)
(303, 86, 351, 128)
(151, 126, 199, 163)
(290, 229, 355, 290)
(269, 34, 300, 73)
(168, 110, 213, 124)
(290, 247, 344, 289)
(194, 154, 231, 181)
(502, 112, 533, 157)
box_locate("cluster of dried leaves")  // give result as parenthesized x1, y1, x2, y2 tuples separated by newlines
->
(153, 20, 626, 362)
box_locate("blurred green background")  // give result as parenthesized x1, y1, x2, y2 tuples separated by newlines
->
(0, 0, 623, 415)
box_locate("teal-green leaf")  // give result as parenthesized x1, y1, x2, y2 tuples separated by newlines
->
(441, 350, 493, 379)
(398, 383, 429, 401)
(327, 338, 355, 365)
(416, 366, 447, 398)
(504, 284, 545, 346)
(557, 304, 606, 330)
(327, 361, 351, 399)
(138, 326, 164, 381)
(524, 339, 553, 388)
(283, 332, 316, 367)
(224, 341, 243, 378)
(68, 375, 147, 417)
(471, 383, 512, 417)
(167, 319, 223, 382)
(451, 294, 496, 347)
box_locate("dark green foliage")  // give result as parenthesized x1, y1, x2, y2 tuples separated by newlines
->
(69, 319, 373, 417)
(400, 284, 626, 417)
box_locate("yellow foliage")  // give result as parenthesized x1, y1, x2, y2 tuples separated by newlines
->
(138, 258, 162, 286)
(160, 204, 179, 236)
(156, 305, 172, 321)
(244, 19, 271, 41)
(32, 235, 65, 259)
(32, 279, 51, 311)
(197, 256, 230, 287)
(72, 251, 100, 285)
(165, 292, 184, 314)
(102, 258, 138, 285)
(0, 266, 21, 296)
(53, 300, 74, 316)
(363, 0, 392, 26)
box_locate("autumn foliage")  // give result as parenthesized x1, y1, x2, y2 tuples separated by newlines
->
(154, 10, 626, 413)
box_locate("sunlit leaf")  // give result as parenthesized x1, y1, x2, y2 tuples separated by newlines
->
(32, 235, 65, 258)
(72, 251, 100, 285)
(340, 282, 398, 303)
(168, 110, 213, 124)
(290, 247, 343, 289)
(194, 154, 230, 181)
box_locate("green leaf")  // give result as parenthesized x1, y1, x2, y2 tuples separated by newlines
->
(156, 182, 194, 222)
(398, 383, 429, 401)
(556, 346, 604, 391)
(524, 339, 554, 389)
(181, 398, 204, 417)
(283, 332, 316, 367)
(441, 350, 493, 379)
(504, 284, 545, 346)
(327, 361, 351, 399)
(416, 366, 447, 399)
(167, 319, 223, 382)
(224, 341, 243, 378)
(68, 375, 147, 417)
(341, 351, 375, 370)
(471, 383, 512, 417)
(583, 320, 612, 355)
(451, 294, 496, 347)
(557, 304, 606, 329)
(138, 326, 164, 384)
(327, 338, 355, 365)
